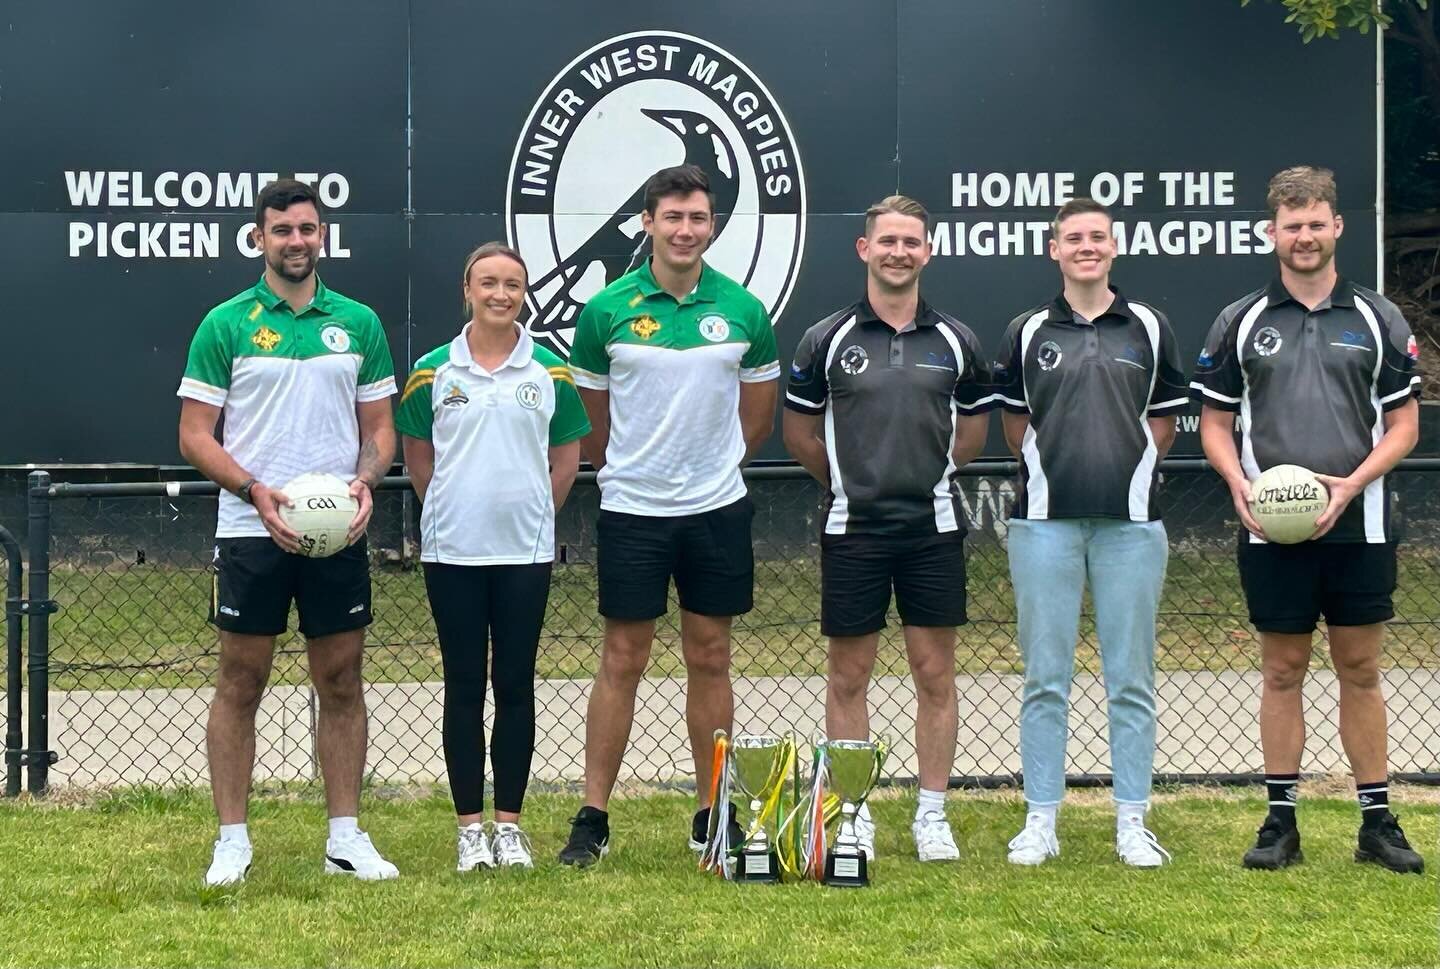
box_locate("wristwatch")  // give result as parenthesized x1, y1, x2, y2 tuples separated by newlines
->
(237, 478, 258, 504)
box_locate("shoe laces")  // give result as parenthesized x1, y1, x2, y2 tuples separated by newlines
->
(1254, 816, 1290, 846)
(493, 823, 533, 863)
(333, 828, 381, 858)
(458, 823, 489, 853)
(913, 812, 955, 848)
(212, 838, 250, 861)
(1008, 814, 1057, 853)
(568, 811, 607, 842)
(1373, 812, 1411, 846)
(1117, 824, 1171, 863)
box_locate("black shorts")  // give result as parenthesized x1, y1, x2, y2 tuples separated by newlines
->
(596, 497, 754, 620)
(210, 536, 372, 639)
(1237, 538, 1396, 634)
(820, 531, 968, 637)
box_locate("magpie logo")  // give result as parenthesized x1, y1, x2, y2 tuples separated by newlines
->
(839, 345, 869, 376)
(1253, 326, 1283, 357)
(1037, 341, 1063, 372)
(507, 30, 806, 355)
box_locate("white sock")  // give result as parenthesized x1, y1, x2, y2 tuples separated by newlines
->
(218, 823, 250, 847)
(1116, 801, 1148, 829)
(916, 788, 946, 820)
(1026, 803, 1059, 829)
(328, 816, 359, 841)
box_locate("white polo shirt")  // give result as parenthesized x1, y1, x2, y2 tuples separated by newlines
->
(396, 324, 590, 565)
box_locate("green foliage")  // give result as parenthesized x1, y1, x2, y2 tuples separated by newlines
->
(0, 789, 1434, 967)
(1242, 0, 1428, 41)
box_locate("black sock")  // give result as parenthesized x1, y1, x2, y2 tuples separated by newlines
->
(1265, 773, 1299, 828)
(1357, 782, 1389, 828)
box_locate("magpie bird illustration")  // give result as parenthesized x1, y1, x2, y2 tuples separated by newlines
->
(527, 107, 741, 341)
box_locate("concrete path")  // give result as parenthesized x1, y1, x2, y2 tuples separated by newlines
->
(12, 668, 1438, 788)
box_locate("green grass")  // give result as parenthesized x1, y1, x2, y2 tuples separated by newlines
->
(30, 547, 1440, 691)
(0, 787, 1434, 967)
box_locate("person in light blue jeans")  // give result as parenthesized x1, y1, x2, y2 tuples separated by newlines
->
(991, 198, 1188, 867)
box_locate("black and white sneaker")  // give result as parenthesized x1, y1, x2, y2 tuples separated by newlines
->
(1242, 816, 1302, 870)
(558, 806, 609, 868)
(324, 829, 399, 880)
(1356, 812, 1424, 874)
(689, 803, 744, 853)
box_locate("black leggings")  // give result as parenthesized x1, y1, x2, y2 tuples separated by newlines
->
(422, 561, 551, 816)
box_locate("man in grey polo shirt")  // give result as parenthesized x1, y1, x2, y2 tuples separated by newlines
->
(784, 195, 991, 862)
(1193, 165, 1423, 874)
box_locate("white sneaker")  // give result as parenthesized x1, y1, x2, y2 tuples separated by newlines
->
(325, 829, 400, 880)
(205, 838, 252, 886)
(1116, 823, 1171, 868)
(491, 822, 535, 869)
(912, 810, 960, 862)
(1007, 813, 1060, 866)
(457, 823, 494, 872)
(852, 807, 876, 860)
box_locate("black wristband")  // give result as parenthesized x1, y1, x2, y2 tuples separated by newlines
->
(236, 478, 258, 504)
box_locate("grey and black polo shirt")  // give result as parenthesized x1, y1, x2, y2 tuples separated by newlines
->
(1190, 277, 1422, 544)
(992, 287, 1188, 522)
(785, 299, 992, 536)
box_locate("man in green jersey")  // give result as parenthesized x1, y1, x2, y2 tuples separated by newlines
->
(558, 165, 780, 866)
(177, 179, 398, 885)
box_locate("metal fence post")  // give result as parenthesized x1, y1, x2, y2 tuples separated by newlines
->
(25, 471, 57, 795)
(2, 526, 23, 797)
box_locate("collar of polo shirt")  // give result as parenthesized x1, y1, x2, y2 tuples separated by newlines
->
(252, 274, 334, 316)
(854, 297, 939, 332)
(1046, 284, 1136, 324)
(449, 322, 533, 374)
(1265, 275, 1356, 311)
(632, 258, 718, 304)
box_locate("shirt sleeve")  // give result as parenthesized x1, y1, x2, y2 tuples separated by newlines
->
(1190, 306, 1245, 412)
(394, 364, 435, 441)
(1370, 296, 1423, 409)
(357, 309, 398, 402)
(952, 323, 994, 413)
(739, 303, 781, 383)
(567, 301, 610, 389)
(548, 365, 592, 445)
(1147, 310, 1191, 416)
(991, 314, 1029, 414)
(177, 312, 232, 406)
(783, 321, 829, 414)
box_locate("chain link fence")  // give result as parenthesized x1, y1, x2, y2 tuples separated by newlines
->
(3, 461, 1438, 794)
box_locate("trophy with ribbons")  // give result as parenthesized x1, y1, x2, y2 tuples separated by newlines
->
(729, 733, 796, 882)
(819, 737, 886, 887)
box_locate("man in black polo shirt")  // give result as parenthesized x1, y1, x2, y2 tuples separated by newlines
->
(784, 195, 991, 862)
(1193, 166, 1423, 875)
(992, 198, 1188, 869)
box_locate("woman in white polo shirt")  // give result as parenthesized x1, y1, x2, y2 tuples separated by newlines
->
(397, 242, 590, 871)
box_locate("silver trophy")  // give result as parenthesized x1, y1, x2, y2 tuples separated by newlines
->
(822, 737, 885, 887)
(729, 734, 790, 882)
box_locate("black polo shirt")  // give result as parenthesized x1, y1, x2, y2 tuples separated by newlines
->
(1190, 277, 1421, 544)
(992, 286, 1188, 522)
(785, 298, 992, 536)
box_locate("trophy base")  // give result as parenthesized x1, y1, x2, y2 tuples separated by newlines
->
(823, 849, 869, 887)
(737, 848, 780, 883)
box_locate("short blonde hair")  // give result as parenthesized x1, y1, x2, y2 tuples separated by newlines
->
(1266, 166, 1338, 217)
(864, 195, 929, 236)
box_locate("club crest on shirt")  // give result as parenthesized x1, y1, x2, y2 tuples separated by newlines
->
(250, 325, 281, 352)
(1037, 341, 1063, 372)
(1253, 326, 1283, 357)
(629, 315, 661, 340)
(516, 382, 542, 409)
(698, 314, 730, 343)
(839, 345, 869, 376)
(442, 382, 470, 408)
(320, 325, 351, 354)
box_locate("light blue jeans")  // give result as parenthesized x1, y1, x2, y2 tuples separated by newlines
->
(1007, 518, 1168, 806)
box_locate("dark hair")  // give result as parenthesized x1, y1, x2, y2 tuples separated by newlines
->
(642, 164, 713, 216)
(461, 242, 528, 316)
(864, 194, 930, 236)
(255, 178, 323, 231)
(1266, 165, 1338, 217)
(1051, 197, 1112, 237)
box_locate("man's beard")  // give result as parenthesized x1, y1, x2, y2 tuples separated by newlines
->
(268, 249, 317, 283)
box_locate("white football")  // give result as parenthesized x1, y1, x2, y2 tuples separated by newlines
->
(1248, 464, 1329, 544)
(278, 472, 358, 558)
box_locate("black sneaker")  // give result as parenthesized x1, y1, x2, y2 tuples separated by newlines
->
(689, 803, 744, 852)
(558, 806, 609, 868)
(1356, 812, 1425, 874)
(1242, 816, 1303, 870)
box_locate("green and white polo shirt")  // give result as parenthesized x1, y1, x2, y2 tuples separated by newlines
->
(568, 259, 779, 516)
(177, 276, 397, 539)
(396, 324, 590, 565)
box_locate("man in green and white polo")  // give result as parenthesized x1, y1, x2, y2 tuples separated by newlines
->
(558, 164, 780, 867)
(177, 178, 398, 886)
